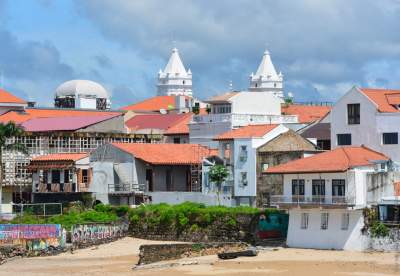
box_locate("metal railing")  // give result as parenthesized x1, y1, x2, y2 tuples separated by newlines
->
(192, 113, 298, 124)
(11, 203, 63, 217)
(35, 183, 76, 193)
(108, 183, 145, 194)
(270, 195, 355, 206)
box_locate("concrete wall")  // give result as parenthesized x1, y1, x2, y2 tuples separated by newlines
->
(287, 208, 365, 250)
(189, 121, 232, 148)
(79, 115, 126, 133)
(230, 92, 281, 115)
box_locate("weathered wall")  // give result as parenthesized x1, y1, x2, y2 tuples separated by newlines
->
(365, 228, 400, 252)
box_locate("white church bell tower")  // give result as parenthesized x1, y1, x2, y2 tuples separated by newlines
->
(157, 48, 193, 97)
(249, 49, 284, 99)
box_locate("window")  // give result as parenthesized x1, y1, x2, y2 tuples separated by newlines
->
(51, 170, 60, 184)
(239, 145, 247, 162)
(292, 179, 305, 196)
(337, 134, 351, 146)
(82, 169, 89, 183)
(301, 213, 309, 229)
(341, 213, 350, 230)
(64, 170, 70, 183)
(166, 169, 173, 191)
(240, 172, 248, 186)
(173, 137, 181, 144)
(347, 104, 360, 124)
(312, 179, 325, 196)
(321, 213, 329, 230)
(332, 179, 346, 196)
(261, 163, 269, 171)
(383, 132, 398, 145)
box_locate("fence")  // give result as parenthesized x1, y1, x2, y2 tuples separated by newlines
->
(12, 203, 63, 217)
(0, 224, 66, 251)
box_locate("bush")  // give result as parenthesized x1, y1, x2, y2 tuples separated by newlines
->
(370, 221, 389, 238)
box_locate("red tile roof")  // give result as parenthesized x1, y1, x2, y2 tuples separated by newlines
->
(281, 104, 331, 123)
(214, 124, 279, 140)
(164, 114, 192, 135)
(121, 96, 177, 112)
(0, 89, 26, 104)
(22, 114, 120, 132)
(125, 113, 190, 132)
(32, 153, 88, 162)
(265, 146, 389, 174)
(360, 88, 400, 113)
(0, 108, 122, 124)
(112, 143, 213, 165)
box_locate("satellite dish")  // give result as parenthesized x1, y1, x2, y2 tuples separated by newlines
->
(159, 108, 167, 114)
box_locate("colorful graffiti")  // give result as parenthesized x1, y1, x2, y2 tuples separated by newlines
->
(71, 222, 129, 245)
(257, 213, 289, 239)
(0, 224, 66, 250)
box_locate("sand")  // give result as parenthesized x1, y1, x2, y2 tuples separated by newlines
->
(0, 237, 399, 275)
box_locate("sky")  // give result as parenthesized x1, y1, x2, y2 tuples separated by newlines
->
(1, 0, 400, 108)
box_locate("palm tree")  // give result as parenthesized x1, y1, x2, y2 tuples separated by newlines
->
(208, 164, 229, 205)
(0, 122, 27, 209)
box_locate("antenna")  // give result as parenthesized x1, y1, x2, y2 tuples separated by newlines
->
(229, 80, 233, 91)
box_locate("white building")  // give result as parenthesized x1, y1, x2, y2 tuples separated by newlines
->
(189, 91, 298, 147)
(249, 49, 284, 100)
(266, 146, 391, 251)
(331, 87, 400, 163)
(54, 79, 111, 110)
(209, 124, 290, 206)
(157, 48, 193, 97)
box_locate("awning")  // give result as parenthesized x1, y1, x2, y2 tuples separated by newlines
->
(26, 163, 74, 171)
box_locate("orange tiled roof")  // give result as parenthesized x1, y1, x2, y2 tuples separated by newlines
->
(265, 146, 389, 174)
(121, 96, 177, 112)
(164, 114, 192, 135)
(0, 89, 26, 104)
(214, 124, 278, 140)
(360, 88, 400, 113)
(281, 104, 331, 123)
(32, 153, 88, 162)
(0, 108, 122, 124)
(112, 143, 212, 165)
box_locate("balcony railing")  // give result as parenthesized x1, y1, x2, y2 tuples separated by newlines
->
(270, 195, 355, 206)
(192, 113, 298, 125)
(108, 183, 145, 194)
(35, 183, 76, 193)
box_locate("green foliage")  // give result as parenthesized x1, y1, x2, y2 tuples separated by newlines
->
(191, 243, 205, 251)
(208, 165, 229, 185)
(128, 202, 266, 232)
(11, 204, 127, 229)
(370, 221, 389, 238)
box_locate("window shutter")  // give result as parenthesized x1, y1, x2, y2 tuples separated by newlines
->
(77, 169, 82, 185)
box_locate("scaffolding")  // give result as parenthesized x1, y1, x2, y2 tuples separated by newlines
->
(190, 145, 202, 192)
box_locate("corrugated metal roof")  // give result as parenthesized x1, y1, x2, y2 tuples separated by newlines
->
(22, 114, 120, 132)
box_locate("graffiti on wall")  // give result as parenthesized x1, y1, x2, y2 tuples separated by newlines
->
(71, 222, 129, 244)
(0, 224, 66, 250)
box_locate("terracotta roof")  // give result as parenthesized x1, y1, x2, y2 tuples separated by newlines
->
(121, 96, 178, 112)
(125, 113, 190, 132)
(265, 146, 389, 174)
(360, 88, 400, 113)
(112, 143, 213, 165)
(0, 89, 26, 104)
(32, 153, 88, 162)
(22, 114, 120, 132)
(0, 108, 122, 124)
(204, 92, 239, 103)
(281, 104, 331, 123)
(214, 124, 279, 140)
(164, 114, 192, 135)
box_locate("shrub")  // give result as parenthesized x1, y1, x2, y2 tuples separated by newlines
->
(370, 221, 389, 238)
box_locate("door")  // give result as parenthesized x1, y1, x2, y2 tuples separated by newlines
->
(146, 169, 153, 192)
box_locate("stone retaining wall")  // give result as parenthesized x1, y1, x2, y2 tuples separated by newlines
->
(137, 242, 248, 265)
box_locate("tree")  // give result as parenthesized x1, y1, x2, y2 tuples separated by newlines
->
(208, 164, 229, 205)
(0, 122, 27, 207)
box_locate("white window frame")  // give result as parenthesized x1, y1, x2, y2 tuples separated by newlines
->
(320, 213, 329, 230)
(341, 213, 350, 230)
(300, 213, 309, 229)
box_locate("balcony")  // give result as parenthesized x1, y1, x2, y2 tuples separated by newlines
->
(108, 183, 145, 195)
(35, 183, 76, 193)
(270, 195, 355, 207)
(192, 113, 298, 126)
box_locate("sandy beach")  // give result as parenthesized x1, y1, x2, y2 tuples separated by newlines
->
(0, 237, 399, 276)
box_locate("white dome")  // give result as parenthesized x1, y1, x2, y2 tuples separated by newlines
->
(55, 80, 108, 99)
